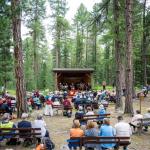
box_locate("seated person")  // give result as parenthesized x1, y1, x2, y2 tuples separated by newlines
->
(70, 120, 84, 137)
(129, 110, 143, 132)
(85, 121, 99, 150)
(99, 118, 116, 150)
(143, 108, 150, 131)
(75, 106, 85, 119)
(85, 106, 94, 116)
(63, 98, 72, 117)
(0, 99, 12, 115)
(114, 116, 132, 150)
(68, 120, 84, 149)
(0, 113, 16, 142)
(98, 104, 106, 124)
(33, 114, 50, 144)
(17, 113, 32, 146)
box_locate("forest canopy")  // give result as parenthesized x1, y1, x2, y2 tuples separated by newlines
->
(0, 0, 150, 91)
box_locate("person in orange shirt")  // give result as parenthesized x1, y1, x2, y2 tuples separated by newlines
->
(70, 120, 84, 137)
(68, 120, 84, 149)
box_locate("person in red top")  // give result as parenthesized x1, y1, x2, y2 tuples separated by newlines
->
(44, 99, 53, 116)
(63, 98, 72, 118)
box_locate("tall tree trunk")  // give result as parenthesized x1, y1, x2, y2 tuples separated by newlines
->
(56, 17, 61, 68)
(85, 28, 88, 66)
(33, 0, 39, 88)
(124, 0, 134, 114)
(142, 0, 147, 85)
(12, 0, 27, 117)
(93, 22, 97, 82)
(113, 0, 123, 110)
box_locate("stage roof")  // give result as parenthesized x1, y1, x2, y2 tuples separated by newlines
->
(53, 68, 94, 73)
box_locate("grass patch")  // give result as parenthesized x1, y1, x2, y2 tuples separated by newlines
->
(7, 89, 16, 96)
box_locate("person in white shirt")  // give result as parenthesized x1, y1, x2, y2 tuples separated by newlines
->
(114, 116, 132, 150)
(85, 107, 94, 116)
(143, 108, 150, 131)
(33, 114, 49, 138)
(129, 110, 143, 132)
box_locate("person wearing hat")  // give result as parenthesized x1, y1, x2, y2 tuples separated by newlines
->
(143, 108, 150, 131)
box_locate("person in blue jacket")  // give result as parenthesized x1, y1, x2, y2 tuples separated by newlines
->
(98, 104, 106, 124)
(99, 118, 116, 150)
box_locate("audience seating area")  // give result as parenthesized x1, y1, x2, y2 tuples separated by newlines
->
(79, 114, 111, 123)
(68, 136, 130, 150)
(0, 128, 41, 143)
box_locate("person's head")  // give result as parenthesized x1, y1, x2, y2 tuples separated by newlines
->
(2, 113, 10, 121)
(78, 105, 83, 111)
(73, 120, 80, 128)
(103, 118, 110, 125)
(87, 106, 92, 112)
(136, 110, 141, 114)
(117, 116, 123, 122)
(147, 108, 150, 113)
(21, 113, 29, 119)
(86, 121, 96, 129)
(37, 114, 43, 120)
(99, 104, 104, 109)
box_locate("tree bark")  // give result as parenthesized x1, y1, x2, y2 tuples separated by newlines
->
(124, 0, 134, 115)
(113, 0, 123, 110)
(142, 0, 147, 85)
(12, 0, 27, 117)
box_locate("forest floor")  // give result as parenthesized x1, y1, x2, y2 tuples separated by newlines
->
(0, 94, 150, 150)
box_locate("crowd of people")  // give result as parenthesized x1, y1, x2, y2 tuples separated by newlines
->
(0, 112, 52, 148)
(0, 88, 150, 149)
(58, 82, 91, 91)
(68, 106, 150, 150)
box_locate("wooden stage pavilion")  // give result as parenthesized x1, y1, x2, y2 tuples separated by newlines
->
(53, 68, 94, 90)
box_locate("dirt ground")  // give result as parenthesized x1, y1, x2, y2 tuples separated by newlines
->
(0, 94, 150, 150)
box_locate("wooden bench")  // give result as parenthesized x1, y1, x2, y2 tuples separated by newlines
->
(137, 118, 150, 135)
(52, 105, 73, 115)
(79, 113, 111, 124)
(0, 128, 41, 144)
(68, 136, 130, 150)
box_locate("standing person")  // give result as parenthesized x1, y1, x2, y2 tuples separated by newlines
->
(129, 110, 143, 132)
(99, 118, 116, 150)
(44, 99, 53, 116)
(102, 81, 106, 91)
(114, 116, 132, 150)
